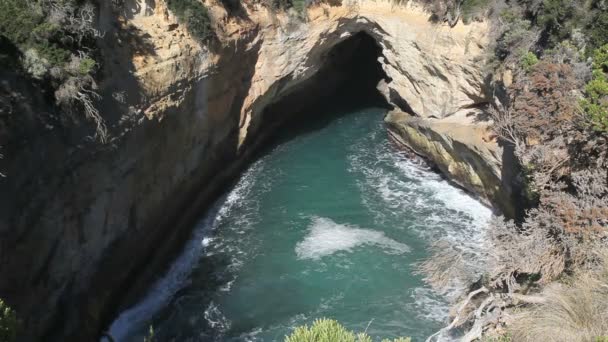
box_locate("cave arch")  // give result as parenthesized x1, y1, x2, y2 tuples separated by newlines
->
(240, 30, 404, 150)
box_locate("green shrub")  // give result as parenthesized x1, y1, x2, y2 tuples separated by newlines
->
(284, 318, 410, 342)
(0, 0, 95, 70)
(495, 17, 533, 60)
(520, 51, 539, 72)
(537, 0, 582, 44)
(36, 42, 71, 68)
(581, 44, 608, 132)
(0, 0, 108, 142)
(291, 0, 307, 13)
(0, 299, 18, 342)
(0, 0, 43, 46)
(78, 57, 97, 76)
(166, 0, 213, 41)
(586, 10, 608, 52)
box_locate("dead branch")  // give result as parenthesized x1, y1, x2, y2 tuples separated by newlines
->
(461, 294, 495, 342)
(426, 287, 489, 342)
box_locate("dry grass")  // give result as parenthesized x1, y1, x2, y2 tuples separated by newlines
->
(416, 241, 481, 294)
(508, 252, 608, 342)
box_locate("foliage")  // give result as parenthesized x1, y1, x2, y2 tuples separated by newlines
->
(0, 0, 99, 70)
(78, 57, 96, 76)
(0, 299, 18, 342)
(284, 319, 411, 342)
(0, 0, 108, 142)
(491, 169, 608, 287)
(0, 0, 44, 47)
(494, 15, 536, 63)
(489, 0, 606, 66)
(166, 0, 213, 41)
(581, 45, 608, 132)
(585, 10, 608, 52)
(537, 0, 583, 45)
(520, 51, 539, 72)
(506, 61, 579, 144)
(416, 240, 478, 292)
(489, 54, 607, 287)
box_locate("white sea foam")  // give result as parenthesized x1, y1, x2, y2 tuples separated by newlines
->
(351, 139, 492, 269)
(106, 161, 264, 341)
(295, 217, 410, 260)
(409, 287, 449, 323)
(204, 301, 230, 330)
(349, 132, 493, 341)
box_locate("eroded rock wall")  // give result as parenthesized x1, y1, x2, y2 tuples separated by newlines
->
(385, 110, 517, 217)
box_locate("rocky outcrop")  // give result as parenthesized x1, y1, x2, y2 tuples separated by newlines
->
(237, 0, 490, 148)
(0, 0, 495, 340)
(385, 110, 517, 217)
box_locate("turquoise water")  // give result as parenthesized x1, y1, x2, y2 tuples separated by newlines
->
(109, 107, 492, 341)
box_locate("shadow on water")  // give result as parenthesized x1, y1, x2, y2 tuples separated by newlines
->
(263, 86, 390, 156)
(256, 31, 392, 160)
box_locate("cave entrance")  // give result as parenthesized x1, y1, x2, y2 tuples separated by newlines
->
(257, 31, 392, 142)
(318, 30, 391, 108)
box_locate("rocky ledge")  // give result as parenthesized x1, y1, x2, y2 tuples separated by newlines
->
(385, 109, 519, 217)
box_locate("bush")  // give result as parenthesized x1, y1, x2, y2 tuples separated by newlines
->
(284, 319, 411, 342)
(0, 0, 43, 46)
(0, 0, 108, 142)
(520, 51, 539, 72)
(78, 57, 96, 76)
(0, 299, 18, 342)
(537, 0, 584, 46)
(581, 45, 608, 132)
(166, 0, 213, 41)
(585, 11, 608, 52)
(494, 16, 535, 61)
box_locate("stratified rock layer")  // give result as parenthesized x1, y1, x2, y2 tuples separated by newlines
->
(385, 110, 516, 217)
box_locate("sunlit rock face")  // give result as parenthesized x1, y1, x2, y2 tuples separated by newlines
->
(0, 0, 494, 340)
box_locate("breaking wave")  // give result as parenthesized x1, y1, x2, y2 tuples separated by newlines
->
(106, 160, 264, 341)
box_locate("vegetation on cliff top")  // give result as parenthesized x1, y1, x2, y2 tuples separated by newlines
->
(0, 0, 107, 142)
(418, 0, 608, 340)
(285, 319, 411, 342)
(165, 0, 214, 41)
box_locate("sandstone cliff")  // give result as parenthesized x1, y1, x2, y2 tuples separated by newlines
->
(0, 0, 496, 340)
(385, 109, 519, 217)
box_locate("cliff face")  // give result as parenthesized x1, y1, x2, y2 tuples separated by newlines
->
(0, 0, 495, 340)
(385, 110, 519, 217)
